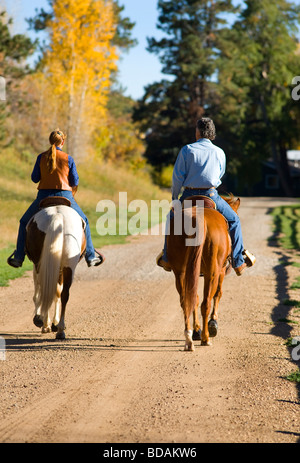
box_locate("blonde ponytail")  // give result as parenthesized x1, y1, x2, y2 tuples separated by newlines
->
(46, 129, 66, 174)
(46, 144, 57, 174)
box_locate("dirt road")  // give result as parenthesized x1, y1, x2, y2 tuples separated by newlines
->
(0, 197, 299, 444)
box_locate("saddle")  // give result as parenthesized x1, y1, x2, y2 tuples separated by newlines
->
(38, 196, 86, 234)
(182, 195, 216, 209)
(39, 196, 71, 209)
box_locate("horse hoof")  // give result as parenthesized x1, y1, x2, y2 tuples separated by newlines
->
(201, 340, 212, 346)
(42, 326, 51, 333)
(51, 323, 58, 332)
(192, 329, 201, 341)
(33, 315, 43, 328)
(208, 319, 218, 337)
(184, 343, 195, 352)
(56, 332, 66, 340)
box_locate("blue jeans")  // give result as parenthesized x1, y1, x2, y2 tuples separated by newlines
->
(163, 188, 244, 268)
(15, 189, 96, 262)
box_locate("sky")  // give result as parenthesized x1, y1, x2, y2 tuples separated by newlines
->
(2, 0, 166, 100)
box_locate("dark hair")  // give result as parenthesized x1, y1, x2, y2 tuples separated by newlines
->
(196, 118, 216, 140)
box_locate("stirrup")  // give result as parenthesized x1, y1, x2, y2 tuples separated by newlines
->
(87, 249, 105, 267)
(7, 252, 23, 268)
(95, 249, 105, 265)
(243, 250, 256, 267)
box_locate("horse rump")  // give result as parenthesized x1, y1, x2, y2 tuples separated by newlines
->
(35, 212, 64, 321)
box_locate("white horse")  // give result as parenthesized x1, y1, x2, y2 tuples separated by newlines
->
(26, 199, 86, 339)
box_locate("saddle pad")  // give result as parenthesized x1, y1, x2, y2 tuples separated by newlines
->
(182, 195, 216, 209)
(39, 196, 71, 209)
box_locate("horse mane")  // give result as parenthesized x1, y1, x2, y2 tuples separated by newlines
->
(221, 192, 234, 204)
(221, 193, 240, 212)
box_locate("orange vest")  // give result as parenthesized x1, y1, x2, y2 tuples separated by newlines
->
(38, 149, 72, 191)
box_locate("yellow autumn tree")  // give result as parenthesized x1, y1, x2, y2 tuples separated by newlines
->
(40, 0, 118, 158)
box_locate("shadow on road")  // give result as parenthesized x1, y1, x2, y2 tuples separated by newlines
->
(1, 332, 184, 353)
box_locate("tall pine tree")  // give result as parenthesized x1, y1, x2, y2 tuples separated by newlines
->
(216, 0, 300, 195)
(134, 0, 238, 169)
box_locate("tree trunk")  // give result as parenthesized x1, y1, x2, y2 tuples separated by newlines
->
(67, 44, 76, 156)
(73, 75, 88, 160)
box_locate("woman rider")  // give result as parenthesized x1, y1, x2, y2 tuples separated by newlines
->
(7, 129, 105, 268)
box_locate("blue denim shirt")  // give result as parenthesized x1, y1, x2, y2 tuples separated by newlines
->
(31, 146, 79, 187)
(172, 138, 226, 200)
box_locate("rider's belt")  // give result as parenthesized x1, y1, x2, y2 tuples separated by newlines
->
(185, 187, 215, 190)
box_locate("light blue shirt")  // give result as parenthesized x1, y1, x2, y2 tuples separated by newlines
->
(172, 138, 226, 200)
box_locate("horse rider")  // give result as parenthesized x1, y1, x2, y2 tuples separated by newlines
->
(7, 129, 105, 269)
(156, 117, 256, 276)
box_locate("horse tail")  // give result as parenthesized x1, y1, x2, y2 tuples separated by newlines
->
(38, 213, 64, 320)
(183, 219, 207, 320)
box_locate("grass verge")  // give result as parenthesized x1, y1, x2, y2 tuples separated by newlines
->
(0, 246, 32, 287)
(286, 370, 300, 383)
(270, 205, 300, 250)
(271, 203, 300, 383)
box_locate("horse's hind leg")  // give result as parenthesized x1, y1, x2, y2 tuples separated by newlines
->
(32, 266, 43, 328)
(208, 271, 225, 338)
(174, 272, 195, 351)
(52, 278, 63, 332)
(192, 295, 201, 341)
(51, 292, 62, 333)
(201, 275, 219, 346)
(31, 266, 51, 333)
(56, 267, 72, 340)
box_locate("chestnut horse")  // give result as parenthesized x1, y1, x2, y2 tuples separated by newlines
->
(26, 198, 86, 340)
(167, 194, 240, 351)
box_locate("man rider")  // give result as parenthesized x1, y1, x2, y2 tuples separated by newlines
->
(156, 117, 256, 276)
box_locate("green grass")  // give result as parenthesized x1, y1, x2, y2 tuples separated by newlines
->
(290, 276, 300, 290)
(286, 370, 300, 383)
(271, 204, 300, 294)
(281, 299, 300, 307)
(277, 318, 299, 325)
(0, 246, 33, 286)
(271, 205, 300, 250)
(285, 337, 300, 347)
